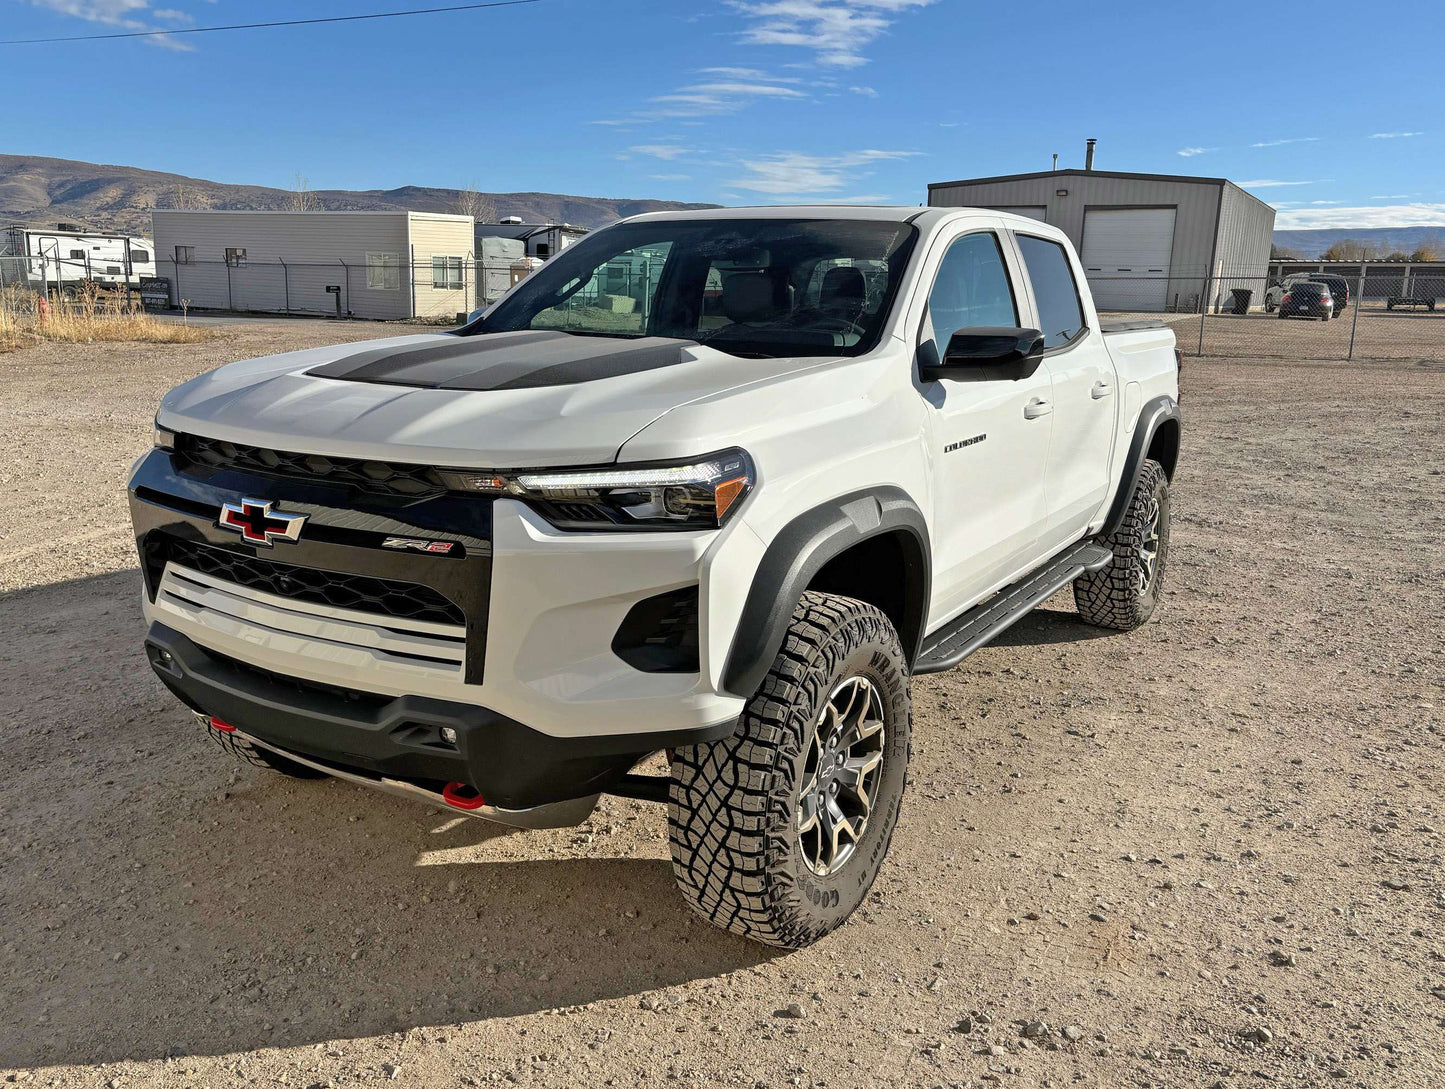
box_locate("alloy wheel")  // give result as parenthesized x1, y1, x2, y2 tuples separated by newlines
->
(797, 676, 886, 876)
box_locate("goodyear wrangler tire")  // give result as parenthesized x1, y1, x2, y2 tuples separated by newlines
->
(205, 719, 328, 780)
(1074, 457, 1170, 631)
(668, 592, 911, 949)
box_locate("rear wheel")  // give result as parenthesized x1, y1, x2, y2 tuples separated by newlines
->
(668, 592, 911, 948)
(1074, 459, 1170, 631)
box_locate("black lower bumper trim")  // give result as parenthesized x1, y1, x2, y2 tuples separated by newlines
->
(146, 623, 737, 809)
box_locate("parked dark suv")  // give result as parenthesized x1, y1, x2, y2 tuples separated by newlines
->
(1278, 280, 1335, 321)
(1308, 274, 1350, 316)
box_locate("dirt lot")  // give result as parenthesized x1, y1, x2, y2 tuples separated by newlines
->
(2, 321, 1443, 1088)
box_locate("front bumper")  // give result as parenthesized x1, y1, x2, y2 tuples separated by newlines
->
(148, 622, 735, 808)
(129, 447, 748, 744)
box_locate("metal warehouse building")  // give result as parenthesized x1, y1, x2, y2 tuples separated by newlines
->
(151, 209, 477, 320)
(928, 167, 1275, 313)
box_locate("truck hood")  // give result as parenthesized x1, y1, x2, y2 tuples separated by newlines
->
(157, 331, 833, 467)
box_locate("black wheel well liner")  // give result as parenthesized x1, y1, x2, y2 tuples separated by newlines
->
(720, 487, 930, 697)
(1100, 395, 1180, 538)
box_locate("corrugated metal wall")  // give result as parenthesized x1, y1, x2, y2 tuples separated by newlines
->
(1212, 182, 1276, 310)
(152, 210, 414, 319)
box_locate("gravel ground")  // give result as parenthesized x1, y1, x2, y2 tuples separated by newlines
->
(1, 322, 1443, 1088)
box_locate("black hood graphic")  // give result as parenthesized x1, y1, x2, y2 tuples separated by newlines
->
(309, 330, 697, 392)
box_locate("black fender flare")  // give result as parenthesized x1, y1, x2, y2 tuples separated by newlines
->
(1100, 395, 1181, 538)
(720, 487, 931, 698)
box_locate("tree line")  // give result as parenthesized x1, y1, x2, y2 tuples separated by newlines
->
(1272, 237, 1442, 262)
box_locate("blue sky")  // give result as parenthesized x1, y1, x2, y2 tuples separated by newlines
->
(5, 0, 1443, 230)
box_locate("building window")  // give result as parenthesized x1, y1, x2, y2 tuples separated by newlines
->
(69, 249, 86, 260)
(534, 243, 551, 259)
(366, 252, 400, 290)
(225, 247, 247, 268)
(432, 255, 464, 290)
(174, 245, 194, 265)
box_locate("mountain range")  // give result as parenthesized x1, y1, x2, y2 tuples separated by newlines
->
(0, 154, 717, 237)
(4, 154, 1440, 261)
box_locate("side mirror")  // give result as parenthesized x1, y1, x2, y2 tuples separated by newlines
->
(922, 326, 1045, 381)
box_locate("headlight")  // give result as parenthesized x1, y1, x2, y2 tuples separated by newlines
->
(153, 423, 176, 450)
(438, 449, 754, 531)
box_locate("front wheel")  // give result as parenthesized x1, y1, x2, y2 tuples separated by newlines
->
(1074, 458, 1170, 631)
(668, 592, 911, 948)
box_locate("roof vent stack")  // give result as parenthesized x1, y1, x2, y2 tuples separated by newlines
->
(1085, 139, 1096, 171)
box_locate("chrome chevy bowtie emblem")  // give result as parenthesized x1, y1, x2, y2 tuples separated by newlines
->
(218, 498, 308, 546)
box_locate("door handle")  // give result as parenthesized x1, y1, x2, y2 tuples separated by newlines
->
(1023, 398, 1052, 419)
(1091, 380, 1113, 399)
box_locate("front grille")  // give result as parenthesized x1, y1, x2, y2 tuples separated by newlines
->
(177, 433, 448, 498)
(165, 538, 465, 627)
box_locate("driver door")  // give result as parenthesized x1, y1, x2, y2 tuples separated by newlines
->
(918, 228, 1055, 625)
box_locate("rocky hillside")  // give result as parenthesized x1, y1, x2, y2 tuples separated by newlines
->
(0, 154, 718, 237)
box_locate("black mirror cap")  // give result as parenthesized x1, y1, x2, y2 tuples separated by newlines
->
(922, 326, 1045, 381)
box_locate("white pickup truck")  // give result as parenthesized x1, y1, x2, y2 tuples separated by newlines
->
(128, 206, 1180, 948)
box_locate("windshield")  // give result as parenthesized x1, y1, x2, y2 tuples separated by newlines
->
(469, 218, 919, 358)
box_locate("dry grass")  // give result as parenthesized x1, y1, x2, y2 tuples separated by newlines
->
(0, 283, 214, 352)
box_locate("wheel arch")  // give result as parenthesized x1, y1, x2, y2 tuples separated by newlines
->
(1100, 395, 1180, 538)
(720, 487, 931, 698)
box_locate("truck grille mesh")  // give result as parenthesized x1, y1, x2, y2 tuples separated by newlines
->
(166, 538, 465, 627)
(178, 433, 448, 498)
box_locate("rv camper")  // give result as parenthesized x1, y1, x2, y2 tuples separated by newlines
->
(1, 224, 156, 292)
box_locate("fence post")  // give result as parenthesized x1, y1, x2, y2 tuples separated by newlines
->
(1195, 274, 1209, 356)
(280, 258, 290, 313)
(1347, 272, 1362, 361)
(339, 259, 349, 318)
(225, 257, 233, 311)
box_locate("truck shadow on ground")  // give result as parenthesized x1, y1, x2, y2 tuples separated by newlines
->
(0, 570, 776, 1071)
(986, 603, 1118, 648)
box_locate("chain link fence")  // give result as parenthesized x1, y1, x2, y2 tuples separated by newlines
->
(0, 254, 544, 323)
(1093, 268, 1445, 362)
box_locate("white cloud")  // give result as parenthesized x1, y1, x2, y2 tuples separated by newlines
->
(730, 0, 936, 68)
(1369, 131, 1423, 139)
(1176, 147, 1214, 157)
(730, 148, 919, 196)
(630, 145, 690, 160)
(696, 66, 800, 82)
(1239, 179, 1324, 188)
(1272, 203, 1445, 230)
(151, 7, 192, 20)
(1370, 194, 1413, 200)
(1251, 137, 1318, 148)
(850, 85, 878, 97)
(650, 174, 693, 181)
(25, 0, 195, 48)
(678, 81, 806, 98)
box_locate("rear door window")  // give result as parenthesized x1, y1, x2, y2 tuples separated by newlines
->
(1016, 235, 1085, 348)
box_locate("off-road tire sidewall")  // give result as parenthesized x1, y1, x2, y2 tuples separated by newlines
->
(669, 592, 911, 949)
(1074, 458, 1171, 631)
(207, 724, 328, 780)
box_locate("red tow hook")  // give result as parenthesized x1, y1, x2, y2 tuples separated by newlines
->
(209, 716, 237, 733)
(442, 781, 486, 811)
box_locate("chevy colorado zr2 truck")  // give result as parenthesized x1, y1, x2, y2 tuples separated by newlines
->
(128, 206, 1180, 949)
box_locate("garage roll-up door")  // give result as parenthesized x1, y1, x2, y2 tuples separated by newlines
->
(993, 206, 1047, 222)
(1081, 207, 1176, 312)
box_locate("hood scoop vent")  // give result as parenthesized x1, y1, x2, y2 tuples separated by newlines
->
(309, 330, 696, 392)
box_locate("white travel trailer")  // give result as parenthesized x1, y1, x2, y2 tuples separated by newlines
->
(1, 224, 156, 292)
